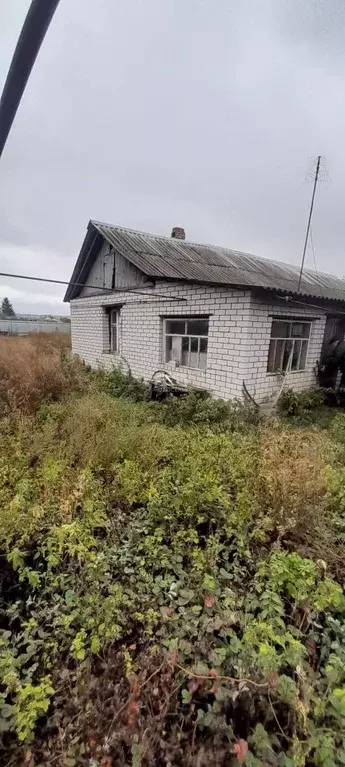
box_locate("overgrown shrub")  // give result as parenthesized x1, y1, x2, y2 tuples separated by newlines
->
(2, 338, 345, 765)
(279, 386, 325, 417)
(151, 389, 259, 430)
(96, 367, 149, 402)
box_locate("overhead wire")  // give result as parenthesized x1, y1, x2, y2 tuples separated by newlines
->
(0, 271, 187, 302)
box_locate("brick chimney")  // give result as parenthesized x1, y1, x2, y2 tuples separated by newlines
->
(171, 227, 185, 240)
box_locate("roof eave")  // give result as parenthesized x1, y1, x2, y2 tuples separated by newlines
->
(64, 222, 101, 302)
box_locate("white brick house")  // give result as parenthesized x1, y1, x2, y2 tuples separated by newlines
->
(65, 221, 345, 403)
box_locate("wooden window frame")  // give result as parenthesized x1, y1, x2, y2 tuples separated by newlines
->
(164, 317, 209, 370)
(267, 319, 311, 373)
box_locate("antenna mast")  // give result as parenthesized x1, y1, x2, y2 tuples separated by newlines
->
(298, 155, 321, 292)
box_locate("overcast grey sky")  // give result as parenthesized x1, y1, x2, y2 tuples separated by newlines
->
(1, 0, 345, 314)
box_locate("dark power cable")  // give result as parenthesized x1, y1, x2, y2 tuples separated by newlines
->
(0, 271, 187, 301)
(0, 0, 61, 157)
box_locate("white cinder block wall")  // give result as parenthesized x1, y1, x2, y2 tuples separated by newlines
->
(70, 281, 327, 402)
(71, 283, 252, 399)
(242, 294, 327, 401)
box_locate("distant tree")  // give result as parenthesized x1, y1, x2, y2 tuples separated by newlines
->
(1, 297, 16, 318)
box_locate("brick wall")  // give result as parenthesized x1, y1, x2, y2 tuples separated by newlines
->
(71, 283, 252, 399)
(70, 282, 327, 402)
(241, 294, 327, 401)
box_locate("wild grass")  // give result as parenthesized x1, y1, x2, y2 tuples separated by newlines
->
(0, 333, 87, 414)
(1, 335, 345, 765)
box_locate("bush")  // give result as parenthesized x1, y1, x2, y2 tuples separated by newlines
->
(151, 389, 259, 430)
(279, 386, 325, 417)
(95, 366, 149, 402)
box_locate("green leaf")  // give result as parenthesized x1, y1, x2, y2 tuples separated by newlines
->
(0, 718, 12, 733)
(131, 742, 142, 767)
(181, 688, 192, 704)
(90, 635, 100, 654)
(194, 661, 209, 676)
(250, 723, 272, 756)
(219, 568, 233, 580)
(1, 704, 14, 719)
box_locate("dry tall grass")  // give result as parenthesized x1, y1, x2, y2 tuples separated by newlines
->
(0, 332, 87, 414)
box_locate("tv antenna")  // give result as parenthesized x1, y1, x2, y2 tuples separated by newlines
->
(298, 155, 325, 292)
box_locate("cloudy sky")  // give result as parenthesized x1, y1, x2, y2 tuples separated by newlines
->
(1, 0, 345, 314)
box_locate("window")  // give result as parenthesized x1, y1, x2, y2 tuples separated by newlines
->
(164, 317, 209, 370)
(109, 308, 119, 352)
(267, 319, 311, 373)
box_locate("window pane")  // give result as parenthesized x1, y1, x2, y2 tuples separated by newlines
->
(275, 339, 285, 370)
(291, 340, 301, 371)
(186, 319, 209, 336)
(111, 309, 117, 325)
(271, 320, 289, 338)
(267, 339, 276, 372)
(171, 336, 182, 362)
(299, 340, 308, 369)
(292, 322, 310, 339)
(166, 335, 173, 362)
(181, 336, 189, 366)
(199, 338, 208, 370)
(282, 339, 293, 370)
(199, 353, 207, 369)
(166, 320, 186, 335)
(190, 337, 199, 368)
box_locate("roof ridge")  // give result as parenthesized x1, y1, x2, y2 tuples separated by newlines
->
(90, 219, 341, 283)
(65, 219, 345, 302)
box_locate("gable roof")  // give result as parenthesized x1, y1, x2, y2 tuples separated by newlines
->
(64, 219, 345, 304)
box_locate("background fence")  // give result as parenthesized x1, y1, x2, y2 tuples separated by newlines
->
(0, 319, 71, 335)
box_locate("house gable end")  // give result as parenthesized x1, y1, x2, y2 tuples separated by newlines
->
(64, 222, 150, 301)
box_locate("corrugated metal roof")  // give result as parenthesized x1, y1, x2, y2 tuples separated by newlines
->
(64, 220, 345, 303)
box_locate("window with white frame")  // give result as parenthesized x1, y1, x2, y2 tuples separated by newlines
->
(109, 308, 119, 352)
(267, 319, 311, 373)
(164, 317, 209, 370)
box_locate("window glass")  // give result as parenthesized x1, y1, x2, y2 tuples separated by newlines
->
(181, 336, 189, 366)
(300, 340, 308, 369)
(292, 322, 310, 338)
(275, 339, 285, 370)
(291, 339, 301, 370)
(267, 319, 311, 372)
(171, 336, 182, 362)
(110, 309, 118, 352)
(166, 335, 173, 361)
(199, 338, 208, 370)
(166, 320, 186, 335)
(190, 337, 199, 368)
(271, 321, 290, 338)
(267, 339, 276, 373)
(164, 317, 209, 370)
(187, 319, 209, 336)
